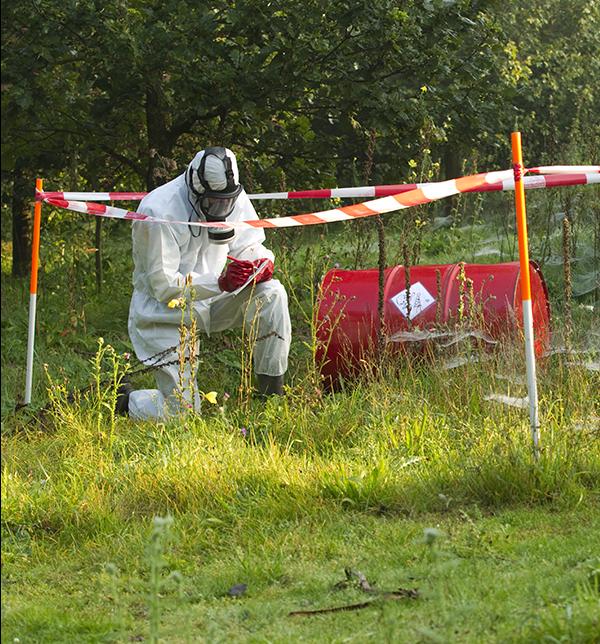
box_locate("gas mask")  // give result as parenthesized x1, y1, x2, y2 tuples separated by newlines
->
(187, 147, 243, 244)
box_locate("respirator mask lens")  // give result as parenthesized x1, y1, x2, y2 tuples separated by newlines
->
(200, 196, 237, 220)
(188, 147, 243, 244)
(199, 194, 239, 243)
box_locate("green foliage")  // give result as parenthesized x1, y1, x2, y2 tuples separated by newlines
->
(1, 3, 599, 640)
(5, 0, 597, 199)
(2, 362, 599, 640)
(500, 0, 600, 163)
(2, 226, 599, 638)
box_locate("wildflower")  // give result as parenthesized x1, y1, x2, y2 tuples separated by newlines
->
(202, 391, 218, 405)
(153, 515, 173, 528)
(223, 392, 231, 402)
(168, 297, 184, 309)
(169, 570, 183, 584)
(240, 427, 248, 438)
(423, 527, 443, 545)
(104, 563, 119, 576)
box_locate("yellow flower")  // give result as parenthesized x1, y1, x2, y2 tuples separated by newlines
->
(203, 391, 218, 405)
(168, 298, 183, 309)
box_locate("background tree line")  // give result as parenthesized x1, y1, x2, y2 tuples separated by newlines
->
(2, 0, 599, 276)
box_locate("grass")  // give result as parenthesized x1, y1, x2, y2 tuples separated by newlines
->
(3, 507, 600, 643)
(2, 354, 599, 642)
(2, 187, 599, 641)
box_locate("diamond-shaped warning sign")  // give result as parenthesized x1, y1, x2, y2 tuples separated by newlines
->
(389, 282, 436, 320)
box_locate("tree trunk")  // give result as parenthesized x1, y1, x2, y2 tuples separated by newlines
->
(86, 168, 105, 293)
(11, 158, 32, 278)
(145, 83, 176, 190)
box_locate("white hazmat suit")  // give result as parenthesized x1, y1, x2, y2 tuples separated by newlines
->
(127, 149, 291, 420)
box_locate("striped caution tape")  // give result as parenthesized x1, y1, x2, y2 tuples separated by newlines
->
(528, 165, 599, 175)
(248, 172, 599, 200)
(36, 165, 599, 203)
(37, 191, 147, 202)
(43, 169, 514, 230)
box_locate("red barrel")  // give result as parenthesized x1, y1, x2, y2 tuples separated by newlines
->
(316, 261, 551, 384)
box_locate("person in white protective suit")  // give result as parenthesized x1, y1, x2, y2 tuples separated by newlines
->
(121, 146, 291, 420)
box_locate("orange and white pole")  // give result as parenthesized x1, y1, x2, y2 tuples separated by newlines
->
(24, 178, 44, 405)
(511, 133, 540, 457)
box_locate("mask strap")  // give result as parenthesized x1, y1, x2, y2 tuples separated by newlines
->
(187, 194, 202, 238)
(196, 147, 236, 193)
(222, 155, 236, 189)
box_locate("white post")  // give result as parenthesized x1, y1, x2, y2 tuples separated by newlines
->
(24, 293, 38, 404)
(24, 178, 43, 405)
(522, 299, 540, 454)
(511, 133, 540, 458)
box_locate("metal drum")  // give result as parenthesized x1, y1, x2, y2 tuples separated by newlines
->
(316, 261, 551, 384)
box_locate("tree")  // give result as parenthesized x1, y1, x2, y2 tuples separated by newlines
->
(6, 0, 592, 280)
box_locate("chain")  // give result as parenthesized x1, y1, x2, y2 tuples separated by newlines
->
(73, 341, 192, 376)
(127, 345, 182, 376)
(15, 339, 202, 417)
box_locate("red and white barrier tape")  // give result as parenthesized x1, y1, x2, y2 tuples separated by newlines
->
(37, 191, 147, 202)
(44, 169, 514, 230)
(36, 165, 599, 202)
(248, 172, 599, 200)
(528, 165, 599, 174)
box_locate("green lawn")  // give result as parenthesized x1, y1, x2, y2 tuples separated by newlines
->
(2, 359, 599, 642)
(2, 192, 599, 642)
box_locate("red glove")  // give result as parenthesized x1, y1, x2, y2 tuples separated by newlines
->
(252, 258, 274, 284)
(218, 259, 254, 292)
(218, 258, 274, 292)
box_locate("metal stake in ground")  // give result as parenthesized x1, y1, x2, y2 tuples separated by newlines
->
(511, 132, 540, 459)
(24, 178, 43, 405)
